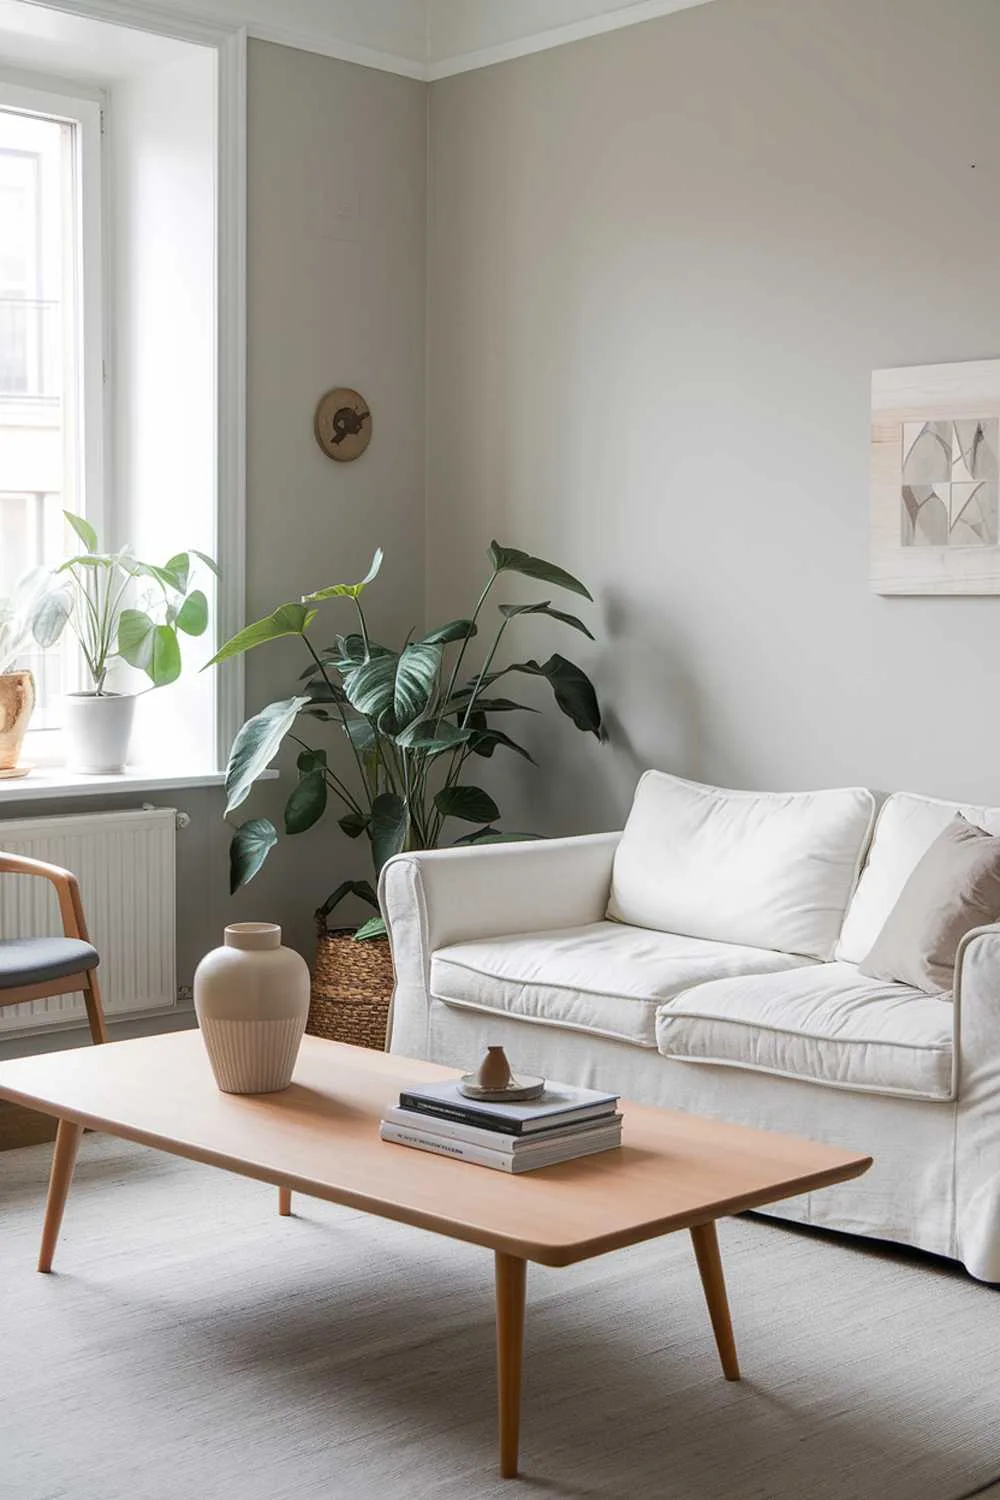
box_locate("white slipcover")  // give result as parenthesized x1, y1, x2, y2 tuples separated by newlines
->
(655, 962, 954, 1101)
(431, 922, 812, 1048)
(381, 805, 1000, 1282)
(608, 772, 875, 960)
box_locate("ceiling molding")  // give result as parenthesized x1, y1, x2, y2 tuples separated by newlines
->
(14, 0, 430, 77)
(426, 0, 714, 80)
(13, 0, 720, 81)
(242, 18, 427, 79)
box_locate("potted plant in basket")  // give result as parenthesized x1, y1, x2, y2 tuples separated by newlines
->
(32, 512, 218, 774)
(208, 541, 603, 1044)
(0, 568, 51, 778)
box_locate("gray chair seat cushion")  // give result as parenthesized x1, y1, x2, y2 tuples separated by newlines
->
(0, 937, 99, 990)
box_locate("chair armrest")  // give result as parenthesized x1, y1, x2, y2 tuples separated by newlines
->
(379, 832, 621, 1056)
(0, 853, 91, 943)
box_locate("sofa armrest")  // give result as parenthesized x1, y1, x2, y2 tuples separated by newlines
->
(380, 832, 621, 1056)
(951, 925, 1000, 1280)
(954, 923, 1000, 1100)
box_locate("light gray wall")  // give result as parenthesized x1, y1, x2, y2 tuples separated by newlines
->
(241, 40, 427, 953)
(1, 40, 426, 1056)
(426, 0, 1000, 836)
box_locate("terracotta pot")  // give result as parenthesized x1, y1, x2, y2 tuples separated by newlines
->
(0, 671, 35, 772)
(194, 923, 310, 1094)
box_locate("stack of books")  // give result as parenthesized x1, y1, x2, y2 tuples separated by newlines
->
(379, 1077, 622, 1173)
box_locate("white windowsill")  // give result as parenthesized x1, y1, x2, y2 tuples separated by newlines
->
(0, 767, 278, 804)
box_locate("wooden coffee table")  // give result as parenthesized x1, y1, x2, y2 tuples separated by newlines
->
(0, 1032, 870, 1478)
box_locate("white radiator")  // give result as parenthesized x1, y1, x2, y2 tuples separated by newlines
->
(0, 807, 178, 1035)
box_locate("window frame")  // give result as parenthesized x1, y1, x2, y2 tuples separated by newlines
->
(0, 76, 107, 756)
(0, 75, 108, 544)
(0, 11, 246, 788)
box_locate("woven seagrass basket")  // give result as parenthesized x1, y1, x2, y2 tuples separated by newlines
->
(307, 917, 395, 1050)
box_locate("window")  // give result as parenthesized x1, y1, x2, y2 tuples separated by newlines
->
(0, 82, 103, 731)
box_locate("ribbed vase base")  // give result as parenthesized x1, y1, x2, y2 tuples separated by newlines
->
(199, 1015, 307, 1094)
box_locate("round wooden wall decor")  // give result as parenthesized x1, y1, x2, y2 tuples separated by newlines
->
(314, 387, 372, 463)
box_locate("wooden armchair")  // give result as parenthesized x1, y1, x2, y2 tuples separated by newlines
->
(0, 854, 107, 1044)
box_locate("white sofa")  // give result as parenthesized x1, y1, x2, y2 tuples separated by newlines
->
(381, 772, 1000, 1283)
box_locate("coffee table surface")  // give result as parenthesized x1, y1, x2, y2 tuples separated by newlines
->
(0, 1031, 870, 1267)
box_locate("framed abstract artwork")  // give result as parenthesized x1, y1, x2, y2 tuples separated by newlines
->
(871, 359, 1000, 594)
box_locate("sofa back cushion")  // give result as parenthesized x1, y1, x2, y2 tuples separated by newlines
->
(607, 772, 876, 960)
(836, 792, 1000, 964)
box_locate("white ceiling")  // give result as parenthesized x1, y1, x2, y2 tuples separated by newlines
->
(0, 0, 717, 79)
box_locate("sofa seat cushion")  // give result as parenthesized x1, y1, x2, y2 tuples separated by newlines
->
(430, 922, 814, 1049)
(655, 962, 955, 1101)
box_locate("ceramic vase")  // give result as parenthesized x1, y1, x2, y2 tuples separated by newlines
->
(194, 923, 310, 1094)
(64, 692, 136, 774)
(0, 671, 35, 776)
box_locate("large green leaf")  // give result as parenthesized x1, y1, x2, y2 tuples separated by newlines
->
(303, 548, 383, 602)
(329, 634, 394, 675)
(206, 604, 317, 669)
(176, 589, 208, 637)
(445, 694, 538, 715)
(132, 560, 186, 594)
(344, 642, 442, 731)
(118, 609, 155, 670)
(454, 827, 538, 846)
(190, 549, 220, 578)
(149, 625, 182, 686)
(296, 747, 327, 774)
(393, 717, 472, 755)
(338, 810, 371, 839)
(507, 655, 602, 736)
(64, 510, 97, 553)
(353, 916, 388, 942)
(225, 695, 310, 815)
(419, 619, 478, 646)
(29, 583, 73, 649)
(317, 879, 379, 921)
(370, 792, 408, 874)
(165, 553, 191, 593)
(434, 785, 501, 824)
(229, 818, 278, 893)
(488, 542, 592, 601)
(284, 769, 327, 834)
(341, 716, 377, 754)
(468, 727, 536, 763)
(498, 601, 594, 640)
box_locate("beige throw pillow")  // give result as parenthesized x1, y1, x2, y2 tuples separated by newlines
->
(859, 814, 1000, 995)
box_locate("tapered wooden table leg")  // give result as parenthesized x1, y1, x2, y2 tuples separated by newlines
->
(495, 1252, 527, 1479)
(278, 1186, 292, 1216)
(38, 1119, 83, 1273)
(690, 1220, 740, 1381)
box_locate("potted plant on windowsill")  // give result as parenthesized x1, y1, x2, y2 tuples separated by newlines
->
(207, 541, 604, 1048)
(33, 512, 218, 774)
(0, 568, 50, 779)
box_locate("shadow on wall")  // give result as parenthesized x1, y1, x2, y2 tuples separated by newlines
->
(598, 585, 710, 797)
(503, 586, 713, 837)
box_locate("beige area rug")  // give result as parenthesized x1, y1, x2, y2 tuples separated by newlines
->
(1, 1135, 999, 1500)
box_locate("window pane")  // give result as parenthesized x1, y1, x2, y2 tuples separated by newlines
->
(0, 107, 80, 729)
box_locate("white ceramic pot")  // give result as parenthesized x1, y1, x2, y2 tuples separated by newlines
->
(64, 692, 136, 774)
(194, 923, 310, 1094)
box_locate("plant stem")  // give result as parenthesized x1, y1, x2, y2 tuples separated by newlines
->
(303, 635, 373, 804)
(441, 566, 499, 711)
(288, 733, 364, 816)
